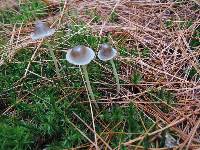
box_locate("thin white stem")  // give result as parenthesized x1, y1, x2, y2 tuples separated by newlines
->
(47, 44, 61, 78)
(82, 65, 98, 149)
(82, 65, 99, 108)
(110, 59, 120, 93)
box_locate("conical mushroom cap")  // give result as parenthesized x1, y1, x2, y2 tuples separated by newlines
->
(66, 45, 95, 65)
(98, 43, 117, 61)
(31, 20, 55, 40)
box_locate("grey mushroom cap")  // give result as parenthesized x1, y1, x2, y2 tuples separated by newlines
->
(66, 45, 95, 65)
(31, 20, 55, 40)
(98, 43, 117, 61)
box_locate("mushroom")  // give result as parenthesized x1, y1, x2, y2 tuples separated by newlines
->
(66, 45, 98, 108)
(31, 20, 55, 40)
(66, 45, 95, 66)
(31, 20, 60, 77)
(98, 43, 120, 93)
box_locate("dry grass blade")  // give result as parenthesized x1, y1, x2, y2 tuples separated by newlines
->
(123, 117, 186, 146)
(73, 112, 113, 150)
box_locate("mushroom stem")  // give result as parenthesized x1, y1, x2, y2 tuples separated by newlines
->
(110, 59, 120, 93)
(82, 65, 99, 108)
(47, 44, 61, 78)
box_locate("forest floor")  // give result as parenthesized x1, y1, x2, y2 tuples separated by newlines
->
(0, 0, 200, 149)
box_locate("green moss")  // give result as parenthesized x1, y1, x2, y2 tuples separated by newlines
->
(0, 119, 33, 150)
(131, 72, 142, 84)
(109, 11, 119, 23)
(165, 20, 173, 28)
(0, 0, 46, 24)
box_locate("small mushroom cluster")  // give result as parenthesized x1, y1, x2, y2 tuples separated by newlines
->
(65, 44, 120, 108)
(30, 20, 121, 107)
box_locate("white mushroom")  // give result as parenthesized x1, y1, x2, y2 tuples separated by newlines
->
(66, 45, 95, 66)
(98, 43, 117, 61)
(98, 43, 120, 93)
(65, 45, 98, 108)
(30, 20, 60, 77)
(31, 20, 55, 41)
